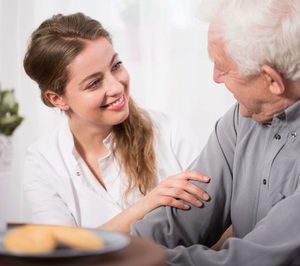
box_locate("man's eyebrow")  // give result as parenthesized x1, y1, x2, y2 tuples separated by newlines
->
(208, 54, 219, 65)
(209, 56, 224, 69)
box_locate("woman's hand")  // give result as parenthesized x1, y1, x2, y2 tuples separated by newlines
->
(139, 170, 210, 214)
(100, 170, 210, 234)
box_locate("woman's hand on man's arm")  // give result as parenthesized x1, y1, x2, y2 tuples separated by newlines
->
(100, 171, 210, 234)
(142, 170, 210, 211)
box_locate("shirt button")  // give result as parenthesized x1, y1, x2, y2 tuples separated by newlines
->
(274, 133, 281, 140)
(76, 171, 81, 176)
(263, 179, 267, 185)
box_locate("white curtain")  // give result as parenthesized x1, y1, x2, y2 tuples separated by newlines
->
(0, 0, 234, 226)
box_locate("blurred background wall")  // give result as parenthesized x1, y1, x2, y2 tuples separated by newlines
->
(0, 0, 234, 227)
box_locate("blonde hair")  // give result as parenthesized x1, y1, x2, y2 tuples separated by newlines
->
(113, 100, 156, 197)
(23, 12, 157, 196)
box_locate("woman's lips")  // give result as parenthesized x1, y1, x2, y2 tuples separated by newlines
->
(103, 95, 126, 110)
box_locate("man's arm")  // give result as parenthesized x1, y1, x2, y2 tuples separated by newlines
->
(163, 189, 300, 266)
(132, 104, 238, 247)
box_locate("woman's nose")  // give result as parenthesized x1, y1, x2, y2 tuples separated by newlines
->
(105, 75, 123, 96)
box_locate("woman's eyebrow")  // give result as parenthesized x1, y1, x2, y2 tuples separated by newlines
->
(79, 72, 103, 86)
(110, 53, 119, 66)
(78, 53, 119, 86)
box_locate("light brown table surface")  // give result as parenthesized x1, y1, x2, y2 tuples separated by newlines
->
(0, 235, 167, 266)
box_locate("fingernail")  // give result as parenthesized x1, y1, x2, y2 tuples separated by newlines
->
(184, 205, 190, 209)
(203, 193, 210, 201)
(196, 201, 203, 207)
(204, 176, 210, 182)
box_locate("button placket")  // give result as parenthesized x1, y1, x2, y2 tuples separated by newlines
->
(98, 155, 122, 206)
(265, 126, 289, 191)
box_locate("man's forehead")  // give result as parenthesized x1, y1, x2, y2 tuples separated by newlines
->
(208, 22, 223, 40)
(208, 38, 239, 73)
(208, 38, 224, 59)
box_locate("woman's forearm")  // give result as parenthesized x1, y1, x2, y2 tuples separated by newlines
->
(99, 200, 151, 233)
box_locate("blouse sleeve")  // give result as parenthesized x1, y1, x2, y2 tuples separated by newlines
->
(22, 147, 77, 226)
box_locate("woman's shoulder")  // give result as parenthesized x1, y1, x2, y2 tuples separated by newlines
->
(144, 109, 175, 130)
(144, 109, 194, 145)
(27, 119, 71, 156)
(145, 109, 196, 134)
(144, 109, 205, 171)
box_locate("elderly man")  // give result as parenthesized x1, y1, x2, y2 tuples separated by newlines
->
(131, 0, 300, 265)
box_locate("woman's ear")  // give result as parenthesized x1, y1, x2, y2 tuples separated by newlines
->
(44, 90, 69, 111)
(261, 64, 285, 96)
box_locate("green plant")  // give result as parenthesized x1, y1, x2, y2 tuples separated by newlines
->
(0, 85, 24, 136)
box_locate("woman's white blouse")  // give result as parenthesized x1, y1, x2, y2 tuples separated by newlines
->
(23, 111, 203, 228)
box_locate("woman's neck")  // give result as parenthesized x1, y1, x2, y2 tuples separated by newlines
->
(68, 120, 112, 159)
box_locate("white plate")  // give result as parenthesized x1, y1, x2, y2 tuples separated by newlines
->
(0, 228, 130, 258)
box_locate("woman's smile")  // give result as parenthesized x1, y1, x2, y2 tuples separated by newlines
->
(103, 95, 126, 110)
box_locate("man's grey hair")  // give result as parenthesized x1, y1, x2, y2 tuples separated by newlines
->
(199, 0, 300, 80)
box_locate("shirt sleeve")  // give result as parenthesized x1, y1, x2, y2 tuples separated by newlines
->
(164, 188, 300, 266)
(22, 147, 77, 226)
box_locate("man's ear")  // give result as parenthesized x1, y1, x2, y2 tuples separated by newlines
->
(44, 90, 69, 111)
(261, 64, 285, 95)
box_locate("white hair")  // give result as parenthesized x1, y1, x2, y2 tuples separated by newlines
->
(199, 0, 300, 80)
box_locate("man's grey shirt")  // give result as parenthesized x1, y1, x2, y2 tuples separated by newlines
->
(132, 102, 300, 266)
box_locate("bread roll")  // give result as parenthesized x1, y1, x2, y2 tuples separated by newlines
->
(3, 224, 104, 254)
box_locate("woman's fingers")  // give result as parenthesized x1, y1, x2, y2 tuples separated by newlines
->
(150, 170, 212, 210)
(174, 170, 210, 183)
(158, 187, 203, 208)
(161, 178, 210, 201)
(181, 181, 210, 201)
(157, 196, 190, 210)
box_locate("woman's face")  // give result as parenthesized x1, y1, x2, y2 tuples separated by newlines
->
(59, 37, 130, 132)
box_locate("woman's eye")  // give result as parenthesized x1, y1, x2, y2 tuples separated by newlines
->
(87, 78, 101, 90)
(112, 61, 123, 72)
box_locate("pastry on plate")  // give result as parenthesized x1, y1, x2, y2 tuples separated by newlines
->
(3, 224, 104, 254)
(4, 225, 56, 254)
(52, 226, 104, 250)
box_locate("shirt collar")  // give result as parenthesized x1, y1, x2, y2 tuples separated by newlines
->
(281, 100, 300, 125)
(59, 118, 114, 166)
(261, 101, 300, 127)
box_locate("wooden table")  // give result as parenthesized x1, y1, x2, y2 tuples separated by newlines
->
(0, 235, 166, 266)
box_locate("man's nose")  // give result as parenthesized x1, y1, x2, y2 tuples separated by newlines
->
(213, 66, 224, 84)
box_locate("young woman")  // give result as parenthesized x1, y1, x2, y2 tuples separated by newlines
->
(22, 12, 210, 233)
